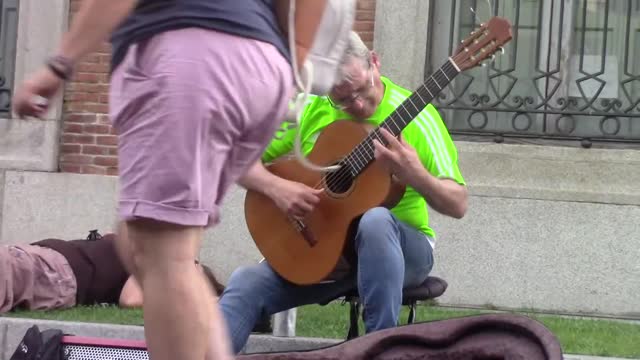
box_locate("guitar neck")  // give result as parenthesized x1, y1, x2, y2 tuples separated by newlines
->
(342, 58, 460, 176)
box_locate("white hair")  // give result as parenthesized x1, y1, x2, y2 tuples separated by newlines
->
(336, 31, 372, 84)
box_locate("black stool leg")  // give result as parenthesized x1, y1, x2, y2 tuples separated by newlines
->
(347, 299, 360, 340)
(407, 301, 416, 324)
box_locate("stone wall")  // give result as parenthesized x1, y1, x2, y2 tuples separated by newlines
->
(2, 139, 639, 318)
(369, 0, 640, 318)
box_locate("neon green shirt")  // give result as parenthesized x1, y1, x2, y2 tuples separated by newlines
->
(261, 76, 465, 244)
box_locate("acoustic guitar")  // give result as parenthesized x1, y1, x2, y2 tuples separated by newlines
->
(245, 17, 513, 285)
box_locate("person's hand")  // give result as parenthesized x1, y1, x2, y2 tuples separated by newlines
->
(12, 66, 65, 119)
(270, 179, 324, 218)
(373, 127, 424, 186)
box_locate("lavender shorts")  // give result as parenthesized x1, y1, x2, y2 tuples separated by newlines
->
(109, 28, 293, 226)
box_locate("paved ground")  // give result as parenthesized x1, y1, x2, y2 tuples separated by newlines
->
(0, 317, 635, 360)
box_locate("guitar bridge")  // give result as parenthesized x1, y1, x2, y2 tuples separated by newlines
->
(290, 218, 317, 247)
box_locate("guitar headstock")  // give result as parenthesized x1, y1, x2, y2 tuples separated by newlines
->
(452, 17, 513, 71)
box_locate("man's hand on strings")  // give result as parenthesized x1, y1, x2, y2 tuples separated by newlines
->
(270, 179, 324, 219)
(373, 128, 423, 186)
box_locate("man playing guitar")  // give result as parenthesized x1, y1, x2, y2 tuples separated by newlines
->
(221, 31, 469, 354)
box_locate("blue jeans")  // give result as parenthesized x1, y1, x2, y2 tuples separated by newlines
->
(219, 207, 435, 354)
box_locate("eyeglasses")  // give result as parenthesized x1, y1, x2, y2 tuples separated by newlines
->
(327, 70, 375, 110)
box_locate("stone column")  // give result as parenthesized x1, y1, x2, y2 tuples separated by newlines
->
(1, 0, 69, 171)
(373, 0, 430, 90)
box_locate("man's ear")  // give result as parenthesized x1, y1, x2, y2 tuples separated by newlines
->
(370, 51, 381, 69)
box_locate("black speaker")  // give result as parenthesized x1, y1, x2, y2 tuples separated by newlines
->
(61, 336, 149, 360)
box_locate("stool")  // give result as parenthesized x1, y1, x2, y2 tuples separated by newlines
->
(326, 276, 448, 340)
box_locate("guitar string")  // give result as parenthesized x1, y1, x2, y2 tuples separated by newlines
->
(289, 32, 496, 230)
(314, 33, 498, 193)
(310, 61, 455, 193)
(289, 63, 459, 231)
(309, 60, 457, 193)
(288, 26, 501, 236)
(340, 61, 456, 172)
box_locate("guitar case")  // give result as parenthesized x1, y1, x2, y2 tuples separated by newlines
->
(237, 313, 563, 360)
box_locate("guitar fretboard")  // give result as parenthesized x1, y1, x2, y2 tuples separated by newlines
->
(341, 58, 460, 176)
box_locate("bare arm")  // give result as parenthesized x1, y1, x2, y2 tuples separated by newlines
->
(410, 169, 468, 219)
(12, 0, 137, 118)
(56, 0, 137, 63)
(373, 128, 468, 219)
(273, 0, 327, 71)
(239, 160, 323, 218)
(238, 161, 285, 197)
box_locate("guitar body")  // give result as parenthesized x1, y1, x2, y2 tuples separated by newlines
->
(244, 120, 405, 285)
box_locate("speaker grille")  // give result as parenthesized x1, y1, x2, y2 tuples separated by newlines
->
(64, 344, 149, 360)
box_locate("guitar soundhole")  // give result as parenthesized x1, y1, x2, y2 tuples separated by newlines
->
(323, 162, 354, 195)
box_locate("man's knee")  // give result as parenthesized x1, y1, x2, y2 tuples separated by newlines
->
(355, 207, 401, 250)
(359, 207, 395, 227)
(357, 207, 397, 235)
(221, 263, 282, 319)
(224, 264, 271, 296)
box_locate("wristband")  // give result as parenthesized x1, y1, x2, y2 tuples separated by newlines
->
(46, 55, 74, 80)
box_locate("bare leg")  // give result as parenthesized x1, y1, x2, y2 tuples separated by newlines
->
(124, 219, 229, 360)
(205, 286, 233, 360)
(114, 222, 135, 275)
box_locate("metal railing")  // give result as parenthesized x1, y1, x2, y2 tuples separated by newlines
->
(426, 0, 640, 147)
(0, 0, 19, 117)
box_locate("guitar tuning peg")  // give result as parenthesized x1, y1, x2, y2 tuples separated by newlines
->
(498, 47, 505, 54)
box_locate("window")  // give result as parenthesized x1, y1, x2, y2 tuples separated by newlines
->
(0, 0, 19, 117)
(426, 0, 640, 147)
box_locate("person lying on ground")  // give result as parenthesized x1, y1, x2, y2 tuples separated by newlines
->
(0, 230, 224, 313)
